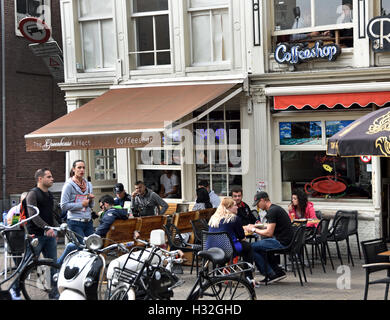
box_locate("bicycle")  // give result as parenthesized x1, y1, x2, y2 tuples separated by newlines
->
(0, 205, 60, 300)
(107, 231, 256, 300)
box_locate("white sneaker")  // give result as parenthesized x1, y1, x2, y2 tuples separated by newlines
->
(10, 288, 21, 300)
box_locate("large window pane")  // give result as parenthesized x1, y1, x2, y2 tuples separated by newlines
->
(314, 0, 353, 26)
(212, 10, 229, 62)
(136, 16, 154, 51)
(279, 121, 322, 145)
(102, 20, 115, 68)
(80, 0, 112, 18)
(133, 0, 168, 13)
(192, 13, 211, 63)
(82, 21, 100, 69)
(281, 151, 372, 200)
(274, 0, 311, 31)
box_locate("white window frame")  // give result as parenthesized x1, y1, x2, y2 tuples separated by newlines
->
(92, 149, 117, 183)
(272, 110, 374, 204)
(187, 1, 231, 67)
(135, 145, 183, 202)
(77, 0, 116, 72)
(128, 2, 172, 69)
(194, 104, 242, 197)
(15, 0, 51, 37)
(272, 0, 354, 37)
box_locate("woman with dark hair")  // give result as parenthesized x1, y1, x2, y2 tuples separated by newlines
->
(60, 160, 95, 242)
(192, 187, 212, 210)
(288, 189, 318, 227)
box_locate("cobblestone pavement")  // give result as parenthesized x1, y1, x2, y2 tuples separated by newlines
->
(0, 244, 388, 300)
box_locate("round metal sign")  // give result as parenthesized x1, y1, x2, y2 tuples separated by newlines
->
(360, 156, 372, 163)
(19, 17, 51, 43)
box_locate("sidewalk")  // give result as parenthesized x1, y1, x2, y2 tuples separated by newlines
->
(0, 244, 387, 300)
(173, 255, 387, 300)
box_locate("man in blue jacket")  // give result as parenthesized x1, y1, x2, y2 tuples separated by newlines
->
(57, 194, 129, 265)
(95, 194, 129, 237)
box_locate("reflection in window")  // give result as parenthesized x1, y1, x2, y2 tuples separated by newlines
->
(326, 120, 353, 137)
(279, 121, 321, 145)
(281, 151, 372, 200)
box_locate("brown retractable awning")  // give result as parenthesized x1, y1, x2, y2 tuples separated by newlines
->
(25, 83, 237, 151)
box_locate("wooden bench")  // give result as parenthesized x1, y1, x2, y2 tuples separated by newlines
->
(138, 215, 168, 241)
(163, 203, 178, 215)
(197, 208, 216, 221)
(104, 218, 141, 247)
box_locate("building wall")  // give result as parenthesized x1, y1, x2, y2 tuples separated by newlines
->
(0, 0, 67, 209)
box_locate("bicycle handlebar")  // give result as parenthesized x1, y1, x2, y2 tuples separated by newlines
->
(0, 205, 40, 232)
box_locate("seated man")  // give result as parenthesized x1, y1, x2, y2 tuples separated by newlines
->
(57, 195, 129, 265)
(95, 195, 129, 237)
(113, 183, 132, 213)
(244, 191, 294, 284)
(159, 170, 179, 198)
(231, 187, 257, 226)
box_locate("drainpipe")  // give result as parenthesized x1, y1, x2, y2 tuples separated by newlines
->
(1, 0, 6, 211)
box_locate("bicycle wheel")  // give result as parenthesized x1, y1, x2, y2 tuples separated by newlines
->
(189, 276, 256, 300)
(20, 260, 60, 300)
(109, 286, 135, 300)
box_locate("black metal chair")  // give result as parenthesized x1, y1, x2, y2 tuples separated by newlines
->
(305, 218, 334, 272)
(327, 215, 354, 266)
(201, 230, 237, 264)
(361, 238, 390, 300)
(334, 210, 361, 259)
(163, 223, 201, 275)
(265, 225, 308, 286)
(190, 218, 208, 245)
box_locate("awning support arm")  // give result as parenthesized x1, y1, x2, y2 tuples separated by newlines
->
(170, 87, 243, 131)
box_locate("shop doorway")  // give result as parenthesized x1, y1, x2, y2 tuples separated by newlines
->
(381, 158, 390, 241)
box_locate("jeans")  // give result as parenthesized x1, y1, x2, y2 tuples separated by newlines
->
(67, 219, 94, 244)
(251, 238, 286, 277)
(57, 242, 79, 265)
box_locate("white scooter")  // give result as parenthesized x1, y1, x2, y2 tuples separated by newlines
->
(52, 224, 128, 300)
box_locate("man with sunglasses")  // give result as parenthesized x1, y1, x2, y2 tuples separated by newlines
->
(57, 194, 128, 265)
(95, 195, 129, 237)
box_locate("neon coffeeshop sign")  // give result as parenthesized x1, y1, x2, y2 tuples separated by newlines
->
(274, 41, 341, 65)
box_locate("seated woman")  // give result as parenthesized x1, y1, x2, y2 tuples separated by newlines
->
(288, 189, 318, 228)
(207, 197, 257, 287)
(192, 187, 213, 211)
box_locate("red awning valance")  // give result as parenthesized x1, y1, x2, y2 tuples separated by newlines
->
(274, 91, 390, 110)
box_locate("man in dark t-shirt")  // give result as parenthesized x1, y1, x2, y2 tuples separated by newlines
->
(243, 191, 294, 284)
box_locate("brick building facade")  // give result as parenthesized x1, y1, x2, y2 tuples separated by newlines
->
(0, 0, 66, 210)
